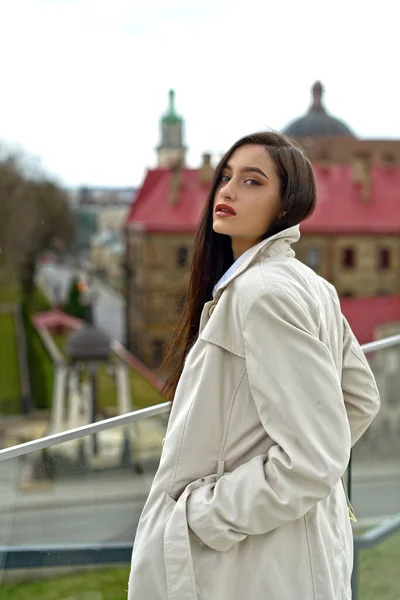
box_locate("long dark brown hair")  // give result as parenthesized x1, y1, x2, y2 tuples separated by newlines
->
(162, 130, 316, 399)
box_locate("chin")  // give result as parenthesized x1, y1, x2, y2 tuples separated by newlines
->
(212, 220, 233, 235)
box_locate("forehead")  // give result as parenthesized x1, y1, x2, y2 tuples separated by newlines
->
(226, 144, 273, 170)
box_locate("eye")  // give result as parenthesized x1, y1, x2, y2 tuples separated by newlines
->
(220, 174, 230, 183)
(244, 178, 261, 186)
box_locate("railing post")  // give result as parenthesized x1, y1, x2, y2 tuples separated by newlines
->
(351, 546, 359, 600)
(347, 450, 353, 502)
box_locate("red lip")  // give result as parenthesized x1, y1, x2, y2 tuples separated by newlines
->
(215, 203, 236, 216)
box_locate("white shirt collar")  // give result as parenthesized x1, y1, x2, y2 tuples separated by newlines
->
(212, 225, 301, 298)
(213, 245, 258, 296)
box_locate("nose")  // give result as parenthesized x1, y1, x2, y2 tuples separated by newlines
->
(219, 178, 236, 202)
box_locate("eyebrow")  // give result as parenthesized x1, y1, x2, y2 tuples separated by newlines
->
(224, 163, 269, 180)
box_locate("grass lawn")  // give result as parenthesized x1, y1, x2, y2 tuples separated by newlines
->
(72, 361, 164, 411)
(0, 312, 21, 413)
(0, 278, 50, 309)
(97, 361, 164, 410)
(358, 531, 400, 599)
(0, 282, 20, 304)
(0, 533, 399, 599)
(52, 333, 66, 353)
(31, 287, 52, 312)
(127, 366, 164, 409)
(0, 278, 53, 413)
(0, 566, 131, 600)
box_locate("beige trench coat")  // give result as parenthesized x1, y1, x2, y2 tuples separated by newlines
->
(128, 225, 380, 600)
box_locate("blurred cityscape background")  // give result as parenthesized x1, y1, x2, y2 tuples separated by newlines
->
(0, 1, 399, 599)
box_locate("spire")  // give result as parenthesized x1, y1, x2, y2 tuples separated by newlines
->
(168, 89, 176, 114)
(310, 81, 325, 113)
(162, 89, 182, 125)
(157, 89, 186, 167)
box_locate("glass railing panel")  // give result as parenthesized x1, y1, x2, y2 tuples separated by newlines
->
(0, 412, 167, 598)
(351, 343, 400, 524)
(0, 339, 399, 598)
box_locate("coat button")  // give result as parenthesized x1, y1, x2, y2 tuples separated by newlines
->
(208, 304, 216, 317)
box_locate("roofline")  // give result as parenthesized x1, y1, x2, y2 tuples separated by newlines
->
(126, 221, 400, 236)
(126, 222, 197, 234)
(300, 228, 400, 235)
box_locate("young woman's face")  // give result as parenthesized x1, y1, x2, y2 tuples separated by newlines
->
(213, 144, 282, 258)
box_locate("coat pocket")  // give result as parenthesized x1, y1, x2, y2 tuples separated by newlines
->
(164, 474, 223, 599)
(164, 480, 212, 600)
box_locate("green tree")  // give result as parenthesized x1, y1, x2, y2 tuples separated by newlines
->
(0, 146, 75, 298)
(64, 277, 85, 319)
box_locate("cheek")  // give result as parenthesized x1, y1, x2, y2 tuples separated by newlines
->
(252, 196, 279, 221)
(240, 196, 280, 233)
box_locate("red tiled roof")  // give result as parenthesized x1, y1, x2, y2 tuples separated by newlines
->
(341, 296, 400, 345)
(126, 168, 208, 233)
(302, 164, 400, 234)
(127, 164, 400, 235)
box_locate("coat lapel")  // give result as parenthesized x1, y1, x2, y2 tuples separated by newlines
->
(213, 225, 300, 300)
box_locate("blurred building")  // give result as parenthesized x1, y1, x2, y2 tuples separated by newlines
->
(285, 81, 400, 299)
(70, 186, 135, 283)
(284, 81, 400, 165)
(90, 230, 117, 276)
(125, 85, 400, 369)
(72, 186, 137, 252)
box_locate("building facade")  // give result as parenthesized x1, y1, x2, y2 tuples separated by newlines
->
(125, 85, 400, 369)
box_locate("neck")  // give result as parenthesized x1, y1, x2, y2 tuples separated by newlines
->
(231, 237, 260, 261)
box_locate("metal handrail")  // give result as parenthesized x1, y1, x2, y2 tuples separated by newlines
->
(0, 334, 399, 462)
(0, 402, 171, 462)
(355, 513, 400, 550)
(361, 333, 400, 355)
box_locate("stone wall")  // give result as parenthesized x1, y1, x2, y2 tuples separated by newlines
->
(127, 229, 400, 368)
(126, 230, 192, 367)
(295, 234, 400, 297)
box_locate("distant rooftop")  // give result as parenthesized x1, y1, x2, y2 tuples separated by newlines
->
(70, 186, 138, 207)
(283, 81, 355, 139)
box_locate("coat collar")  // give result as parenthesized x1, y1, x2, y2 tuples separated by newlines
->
(213, 225, 300, 300)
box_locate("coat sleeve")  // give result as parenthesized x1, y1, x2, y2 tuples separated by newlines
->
(187, 286, 352, 552)
(341, 316, 380, 447)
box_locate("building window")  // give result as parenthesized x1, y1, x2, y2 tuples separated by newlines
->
(177, 246, 189, 268)
(378, 248, 391, 270)
(123, 261, 135, 281)
(305, 245, 320, 270)
(342, 248, 356, 269)
(381, 153, 396, 168)
(152, 339, 165, 368)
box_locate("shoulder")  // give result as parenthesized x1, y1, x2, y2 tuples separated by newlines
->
(232, 256, 320, 319)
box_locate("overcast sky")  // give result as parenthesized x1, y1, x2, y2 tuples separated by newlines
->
(0, 0, 398, 187)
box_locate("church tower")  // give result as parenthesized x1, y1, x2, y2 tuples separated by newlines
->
(156, 89, 186, 167)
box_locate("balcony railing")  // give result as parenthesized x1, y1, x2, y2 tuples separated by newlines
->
(0, 335, 399, 600)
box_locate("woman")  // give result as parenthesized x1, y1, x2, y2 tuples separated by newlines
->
(128, 131, 380, 599)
